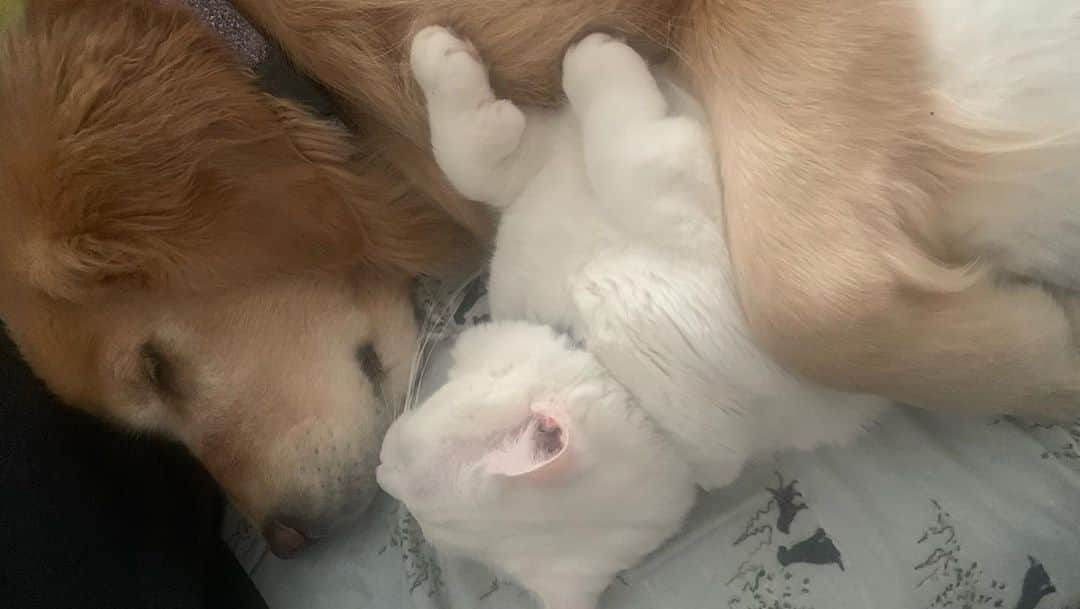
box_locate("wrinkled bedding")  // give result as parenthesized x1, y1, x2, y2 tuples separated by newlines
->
(227, 274, 1080, 609)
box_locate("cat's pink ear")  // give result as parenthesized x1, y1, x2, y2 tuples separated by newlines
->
(484, 401, 575, 482)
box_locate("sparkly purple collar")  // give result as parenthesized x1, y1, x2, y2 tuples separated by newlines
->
(182, 0, 268, 68)
(179, 0, 341, 121)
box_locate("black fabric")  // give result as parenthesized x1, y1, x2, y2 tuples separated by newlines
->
(256, 43, 343, 122)
(0, 325, 268, 609)
(182, 0, 342, 123)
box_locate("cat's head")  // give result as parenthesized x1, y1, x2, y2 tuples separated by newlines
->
(377, 321, 695, 607)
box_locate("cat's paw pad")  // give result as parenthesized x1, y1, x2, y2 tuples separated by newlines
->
(411, 26, 490, 102)
(563, 33, 647, 104)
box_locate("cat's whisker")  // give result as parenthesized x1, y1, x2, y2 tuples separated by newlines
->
(401, 271, 485, 418)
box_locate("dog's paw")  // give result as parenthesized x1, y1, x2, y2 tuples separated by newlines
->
(411, 26, 490, 104)
(563, 33, 650, 109)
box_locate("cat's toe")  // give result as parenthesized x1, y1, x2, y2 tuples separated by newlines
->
(567, 31, 620, 57)
(562, 32, 640, 98)
(486, 99, 526, 138)
(410, 26, 485, 96)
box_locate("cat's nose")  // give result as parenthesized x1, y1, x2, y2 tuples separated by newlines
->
(379, 418, 411, 465)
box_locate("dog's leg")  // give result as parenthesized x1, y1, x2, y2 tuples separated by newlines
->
(678, 0, 1080, 415)
(409, 27, 537, 208)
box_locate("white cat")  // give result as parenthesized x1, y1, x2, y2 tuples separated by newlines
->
(377, 28, 889, 609)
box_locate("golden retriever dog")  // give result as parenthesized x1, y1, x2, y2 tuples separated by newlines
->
(0, 0, 475, 557)
(3, 0, 1079, 556)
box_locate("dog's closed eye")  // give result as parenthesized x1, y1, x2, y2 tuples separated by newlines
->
(355, 342, 385, 397)
(140, 341, 184, 403)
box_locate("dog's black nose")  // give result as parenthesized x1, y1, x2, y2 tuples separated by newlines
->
(263, 519, 310, 559)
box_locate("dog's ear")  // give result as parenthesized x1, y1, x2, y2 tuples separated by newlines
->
(12, 107, 477, 300)
(262, 97, 481, 281)
(3, 114, 336, 299)
(0, 0, 477, 301)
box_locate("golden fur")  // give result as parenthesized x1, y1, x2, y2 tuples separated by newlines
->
(0, 0, 472, 552)
(676, 0, 1080, 413)
(1, 0, 473, 298)
(231, 0, 680, 240)
(237, 0, 1080, 414)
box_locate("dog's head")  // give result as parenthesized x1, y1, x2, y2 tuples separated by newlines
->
(0, 0, 472, 556)
(2, 276, 417, 557)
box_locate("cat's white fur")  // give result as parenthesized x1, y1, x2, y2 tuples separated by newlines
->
(922, 0, 1080, 288)
(377, 29, 889, 609)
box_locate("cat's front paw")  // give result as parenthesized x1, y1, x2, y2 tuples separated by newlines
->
(410, 26, 492, 105)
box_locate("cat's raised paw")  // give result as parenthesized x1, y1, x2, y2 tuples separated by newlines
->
(563, 33, 650, 108)
(410, 26, 490, 101)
